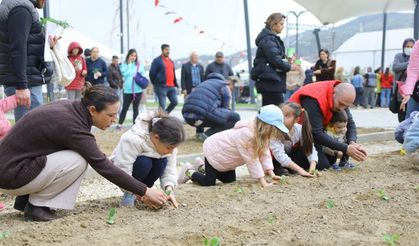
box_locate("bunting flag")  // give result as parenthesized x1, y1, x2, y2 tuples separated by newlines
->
(154, 0, 159, 7)
(173, 17, 183, 24)
(199, 30, 205, 34)
(164, 11, 176, 15)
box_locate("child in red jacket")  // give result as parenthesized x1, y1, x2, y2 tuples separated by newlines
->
(65, 42, 87, 100)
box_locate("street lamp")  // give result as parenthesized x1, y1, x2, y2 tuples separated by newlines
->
(289, 10, 307, 56)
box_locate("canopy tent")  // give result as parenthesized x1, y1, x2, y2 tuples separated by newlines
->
(293, 0, 417, 70)
(292, 0, 414, 25)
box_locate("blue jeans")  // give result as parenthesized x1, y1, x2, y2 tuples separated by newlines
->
(154, 86, 178, 113)
(406, 97, 419, 120)
(113, 88, 123, 114)
(380, 88, 392, 107)
(47, 82, 55, 102)
(132, 156, 168, 188)
(5, 85, 43, 122)
(284, 88, 298, 102)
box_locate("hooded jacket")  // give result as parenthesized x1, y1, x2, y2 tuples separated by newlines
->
(109, 111, 178, 189)
(203, 118, 273, 179)
(251, 27, 291, 93)
(404, 113, 419, 153)
(65, 42, 87, 90)
(0, 0, 52, 89)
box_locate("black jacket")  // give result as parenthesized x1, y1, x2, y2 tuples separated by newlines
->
(107, 64, 123, 89)
(0, 0, 52, 89)
(204, 62, 233, 80)
(251, 28, 291, 93)
(181, 62, 204, 94)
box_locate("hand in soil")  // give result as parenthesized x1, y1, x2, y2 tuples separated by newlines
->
(140, 187, 168, 209)
(299, 169, 315, 178)
(167, 194, 179, 208)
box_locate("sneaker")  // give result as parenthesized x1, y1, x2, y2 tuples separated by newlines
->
(120, 192, 136, 207)
(193, 157, 205, 173)
(0, 202, 5, 211)
(340, 162, 356, 169)
(177, 162, 194, 184)
(331, 163, 342, 171)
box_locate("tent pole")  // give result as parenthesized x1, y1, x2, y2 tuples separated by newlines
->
(243, 0, 255, 104)
(43, 1, 50, 18)
(415, 0, 419, 39)
(126, 0, 130, 50)
(120, 0, 124, 54)
(381, 12, 387, 71)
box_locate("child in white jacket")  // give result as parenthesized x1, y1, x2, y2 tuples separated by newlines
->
(271, 102, 318, 177)
(110, 111, 185, 207)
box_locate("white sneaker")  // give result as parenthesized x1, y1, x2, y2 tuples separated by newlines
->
(193, 157, 205, 173)
(177, 162, 193, 184)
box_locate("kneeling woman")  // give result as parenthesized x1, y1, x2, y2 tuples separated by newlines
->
(110, 111, 185, 208)
(0, 84, 168, 221)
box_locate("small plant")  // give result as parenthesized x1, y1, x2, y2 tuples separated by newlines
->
(234, 183, 243, 193)
(311, 169, 322, 177)
(377, 189, 390, 201)
(280, 175, 287, 184)
(165, 190, 172, 196)
(106, 208, 117, 225)
(382, 233, 400, 246)
(414, 185, 419, 192)
(267, 215, 277, 224)
(0, 230, 11, 239)
(326, 198, 335, 209)
(203, 236, 221, 246)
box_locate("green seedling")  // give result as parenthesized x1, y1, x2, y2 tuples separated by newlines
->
(377, 189, 390, 201)
(203, 236, 221, 246)
(165, 190, 172, 196)
(382, 233, 400, 246)
(0, 230, 11, 239)
(280, 175, 287, 184)
(326, 198, 335, 209)
(267, 215, 277, 224)
(234, 183, 243, 193)
(414, 185, 419, 192)
(106, 208, 117, 225)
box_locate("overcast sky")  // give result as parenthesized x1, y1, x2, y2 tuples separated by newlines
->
(48, 0, 339, 62)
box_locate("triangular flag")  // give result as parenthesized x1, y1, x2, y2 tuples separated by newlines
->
(154, 0, 159, 7)
(173, 17, 183, 24)
(199, 30, 205, 34)
(165, 11, 176, 15)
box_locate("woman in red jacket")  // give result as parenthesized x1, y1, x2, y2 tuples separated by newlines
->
(380, 67, 394, 107)
(65, 42, 87, 99)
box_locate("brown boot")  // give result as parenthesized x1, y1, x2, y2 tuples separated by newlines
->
(24, 203, 58, 222)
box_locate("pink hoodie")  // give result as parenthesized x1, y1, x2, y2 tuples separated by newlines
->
(203, 118, 273, 179)
(401, 40, 419, 95)
(0, 95, 17, 140)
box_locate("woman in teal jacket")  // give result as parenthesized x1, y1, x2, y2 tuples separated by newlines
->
(116, 49, 146, 129)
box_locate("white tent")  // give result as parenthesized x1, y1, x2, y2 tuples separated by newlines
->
(333, 28, 413, 71)
(293, 0, 414, 25)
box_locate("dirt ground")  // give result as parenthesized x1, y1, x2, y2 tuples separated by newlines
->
(0, 151, 418, 245)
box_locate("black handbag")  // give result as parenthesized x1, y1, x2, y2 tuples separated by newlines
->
(389, 83, 400, 114)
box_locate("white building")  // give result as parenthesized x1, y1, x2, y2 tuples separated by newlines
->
(333, 28, 413, 72)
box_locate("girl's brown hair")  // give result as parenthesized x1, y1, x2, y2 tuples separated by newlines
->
(81, 82, 119, 112)
(251, 118, 288, 159)
(265, 13, 285, 31)
(145, 111, 186, 145)
(283, 102, 314, 156)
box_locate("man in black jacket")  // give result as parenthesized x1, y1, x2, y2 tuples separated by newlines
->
(181, 52, 204, 97)
(0, 0, 56, 121)
(204, 52, 234, 79)
(107, 55, 123, 113)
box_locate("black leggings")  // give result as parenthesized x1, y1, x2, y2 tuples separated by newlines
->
(119, 93, 142, 124)
(191, 158, 236, 186)
(261, 91, 284, 106)
(272, 146, 332, 174)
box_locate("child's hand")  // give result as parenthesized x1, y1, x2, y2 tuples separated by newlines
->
(259, 177, 276, 187)
(336, 151, 343, 159)
(167, 194, 178, 208)
(267, 170, 281, 180)
(298, 169, 315, 178)
(309, 161, 317, 173)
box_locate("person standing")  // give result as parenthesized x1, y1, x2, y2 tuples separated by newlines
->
(284, 56, 305, 101)
(107, 55, 124, 112)
(394, 38, 415, 121)
(149, 44, 178, 114)
(86, 47, 108, 85)
(181, 51, 204, 97)
(374, 67, 382, 107)
(380, 67, 393, 108)
(116, 49, 144, 129)
(351, 66, 364, 108)
(363, 67, 378, 109)
(251, 13, 299, 106)
(0, 0, 57, 122)
(65, 42, 87, 100)
(204, 52, 234, 79)
(313, 49, 336, 82)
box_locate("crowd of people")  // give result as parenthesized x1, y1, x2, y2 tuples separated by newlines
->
(0, 2, 417, 224)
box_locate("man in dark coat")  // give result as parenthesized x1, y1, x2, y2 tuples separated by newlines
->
(181, 51, 204, 96)
(204, 52, 234, 79)
(182, 73, 240, 141)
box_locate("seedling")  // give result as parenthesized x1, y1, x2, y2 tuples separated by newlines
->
(280, 175, 288, 184)
(234, 183, 243, 193)
(106, 208, 117, 225)
(0, 230, 10, 239)
(203, 236, 221, 246)
(165, 190, 172, 196)
(414, 185, 419, 192)
(267, 215, 277, 224)
(377, 189, 390, 201)
(310, 169, 322, 177)
(382, 233, 400, 246)
(326, 198, 335, 209)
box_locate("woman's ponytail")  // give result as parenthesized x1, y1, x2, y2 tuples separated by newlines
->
(301, 109, 314, 156)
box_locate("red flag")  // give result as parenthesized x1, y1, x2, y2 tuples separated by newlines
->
(154, 0, 159, 7)
(173, 17, 183, 24)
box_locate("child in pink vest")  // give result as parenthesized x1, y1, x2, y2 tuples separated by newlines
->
(0, 94, 18, 211)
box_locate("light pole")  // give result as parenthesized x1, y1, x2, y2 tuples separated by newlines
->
(243, 0, 255, 104)
(289, 11, 306, 56)
(120, 0, 124, 54)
